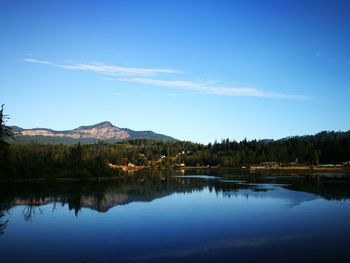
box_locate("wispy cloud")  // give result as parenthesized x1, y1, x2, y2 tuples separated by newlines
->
(24, 58, 56, 66)
(24, 58, 181, 77)
(25, 58, 305, 99)
(118, 77, 305, 99)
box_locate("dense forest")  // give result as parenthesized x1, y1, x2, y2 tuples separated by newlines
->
(1, 130, 350, 179)
(1, 106, 350, 179)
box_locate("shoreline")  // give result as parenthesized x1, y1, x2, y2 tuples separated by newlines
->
(249, 166, 350, 173)
(107, 163, 146, 171)
(0, 176, 126, 183)
(1, 166, 350, 183)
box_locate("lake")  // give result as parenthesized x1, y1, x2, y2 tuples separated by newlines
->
(1, 169, 350, 263)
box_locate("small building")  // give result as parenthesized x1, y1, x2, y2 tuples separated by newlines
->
(128, 162, 135, 167)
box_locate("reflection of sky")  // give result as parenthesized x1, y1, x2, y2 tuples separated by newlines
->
(128, 233, 315, 261)
(1, 185, 350, 263)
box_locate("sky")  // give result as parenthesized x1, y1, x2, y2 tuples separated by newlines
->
(1, 0, 350, 143)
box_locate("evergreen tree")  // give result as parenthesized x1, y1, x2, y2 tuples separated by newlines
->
(0, 104, 14, 177)
(0, 104, 14, 146)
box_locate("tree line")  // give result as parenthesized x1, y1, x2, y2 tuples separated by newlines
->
(1, 105, 350, 179)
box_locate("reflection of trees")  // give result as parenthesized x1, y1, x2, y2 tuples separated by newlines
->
(0, 173, 248, 221)
(23, 200, 43, 222)
(0, 170, 350, 223)
(0, 211, 8, 235)
(281, 174, 350, 201)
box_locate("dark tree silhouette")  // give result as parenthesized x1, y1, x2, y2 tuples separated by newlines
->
(0, 211, 8, 235)
(0, 104, 14, 177)
(0, 104, 14, 145)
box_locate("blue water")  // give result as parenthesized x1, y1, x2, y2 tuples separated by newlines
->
(1, 171, 350, 262)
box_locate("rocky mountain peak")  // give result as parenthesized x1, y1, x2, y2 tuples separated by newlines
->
(96, 121, 114, 128)
(75, 121, 116, 131)
(12, 122, 176, 142)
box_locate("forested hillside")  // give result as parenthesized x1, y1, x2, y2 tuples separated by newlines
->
(1, 131, 350, 179)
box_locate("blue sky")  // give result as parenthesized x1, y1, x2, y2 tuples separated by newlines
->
(1, 0, 350, 143)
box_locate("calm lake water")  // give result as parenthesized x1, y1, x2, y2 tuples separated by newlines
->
(1, 170, 350, 263)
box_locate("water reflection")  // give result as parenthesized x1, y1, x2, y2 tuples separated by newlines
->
(1, 170, 350, 263)
(1, 170, 350, 224)
(128, 233, 314, 262)
(0, 211, 8, 235)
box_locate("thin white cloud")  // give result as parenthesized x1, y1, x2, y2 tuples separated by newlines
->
(24, 58, 181, 77)
(25, 58, 305, 99)
(60, 63, 181, 76)
(24, 58, 56, 66)
(118, 77, 305, 99)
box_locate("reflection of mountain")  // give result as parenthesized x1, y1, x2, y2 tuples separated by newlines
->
(1, 172, 350, 222)
(12, 193, 130, 213)
(0, 180, 179, 215)
(12, 190, 172, 213)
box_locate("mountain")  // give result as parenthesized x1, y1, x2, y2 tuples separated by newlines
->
(11, 121, 176, 144)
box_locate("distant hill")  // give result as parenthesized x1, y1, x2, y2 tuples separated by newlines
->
(11, 121, 176, 144)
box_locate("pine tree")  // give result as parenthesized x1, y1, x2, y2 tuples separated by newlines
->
(0, 104, 14, 146)
(0, 104, 14, 176)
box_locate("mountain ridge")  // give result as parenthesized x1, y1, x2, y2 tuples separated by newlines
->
(11, 121, 176, 143)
